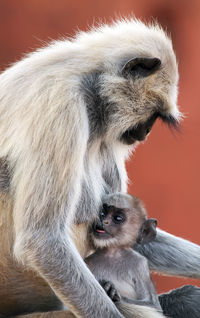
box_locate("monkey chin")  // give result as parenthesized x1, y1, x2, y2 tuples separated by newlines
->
(91, 226, 118, 249)
(92, 235, 119, 249)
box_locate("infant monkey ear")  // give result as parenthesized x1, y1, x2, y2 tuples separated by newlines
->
(136, 218, 157, 245)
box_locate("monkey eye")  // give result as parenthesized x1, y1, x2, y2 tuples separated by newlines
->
(100, 211, 106, 220)
(112, 214, 124, 224)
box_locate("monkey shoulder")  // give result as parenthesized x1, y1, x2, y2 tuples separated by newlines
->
(127, 249, 149, 268)
(126, 250, 159, 303)
(85, 248, 150, 280)
(85, 248, 149, 269)
(126, 249, 151, 280)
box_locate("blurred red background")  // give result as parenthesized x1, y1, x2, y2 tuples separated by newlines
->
(0, 0, 199, 294)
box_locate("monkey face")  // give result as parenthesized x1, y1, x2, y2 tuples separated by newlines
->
(82, 23, 181, 144)
(91, 204, 143, 248)
(93, 205, 127, 239)
(91, 193, 158, 248)
(102, 57, 179, 146)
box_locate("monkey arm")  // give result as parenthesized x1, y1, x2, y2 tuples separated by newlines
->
(9, 93, 124, 317)
(21, 234, 124, 318)
(120, 296, 156, 308)
(134, 229, 200, 278)
(12, 190, 124, 316)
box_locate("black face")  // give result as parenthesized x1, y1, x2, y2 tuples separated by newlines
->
(93, 204, 126, 239)
(119, 57, 179, 145)
(121, 112, 158, 144)
(121, 111, 179, 145)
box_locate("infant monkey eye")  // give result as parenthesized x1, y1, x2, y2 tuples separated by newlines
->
(112, 214, 124, 224)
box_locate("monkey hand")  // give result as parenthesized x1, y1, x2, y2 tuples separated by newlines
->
(99, 280, 121, 303)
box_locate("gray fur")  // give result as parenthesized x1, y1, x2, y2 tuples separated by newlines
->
(86, 249, 163, 317)
(159, 285, 200, 318)
(81, 72, 107, 139)
(86, 193, 163, 318)
(100, 143, 121, 193)
(75, 143, 121, 224)
(135, 229, 200, 278)
(0, 158, 10, 192)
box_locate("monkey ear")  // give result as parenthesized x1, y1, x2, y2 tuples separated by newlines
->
(137, 218, 157, 244)
(121, 57, 161, 78)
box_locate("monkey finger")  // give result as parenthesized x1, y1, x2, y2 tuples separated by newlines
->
(99, 279, 119, 300)
(111, 289, 121, 303)
(102, 281, 120, 302)
(99, 279, 111, 292)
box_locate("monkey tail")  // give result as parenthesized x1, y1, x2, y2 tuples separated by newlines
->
(116, 301, 167, 318)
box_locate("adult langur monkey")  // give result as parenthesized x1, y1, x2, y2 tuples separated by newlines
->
(0, 18, 200, 318)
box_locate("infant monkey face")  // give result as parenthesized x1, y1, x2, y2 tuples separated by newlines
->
(93, 204, 127, 240)
(92, 194, 158, 248)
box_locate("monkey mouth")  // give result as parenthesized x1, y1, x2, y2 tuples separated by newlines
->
(120, 113, 158, 145)
(121, 112, 179, 145)
(120, 127, 138, 145)
(93, 224, 111, 238)
(96, 227, 106, 234)
(94, 224, 106, 234)
(121, 124, 152, 145)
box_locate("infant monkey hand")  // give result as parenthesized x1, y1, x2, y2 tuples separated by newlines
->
(99, 280, 121, 303)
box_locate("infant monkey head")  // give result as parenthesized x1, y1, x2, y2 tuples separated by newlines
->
(91, 193, 157, 248)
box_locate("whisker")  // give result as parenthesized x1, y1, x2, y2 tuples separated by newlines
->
(159, 113, 181, 132)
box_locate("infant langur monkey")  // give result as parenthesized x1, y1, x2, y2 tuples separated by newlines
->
(85, 193, 163, 318)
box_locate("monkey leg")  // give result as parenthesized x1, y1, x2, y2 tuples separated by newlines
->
(16, 305, 166, 318)
(17, 310, 76, 318)
(159, 285, 200, 318)
(116, 302, 166, 318)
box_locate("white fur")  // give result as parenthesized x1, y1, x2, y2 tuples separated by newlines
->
(0, 18, 179, 317)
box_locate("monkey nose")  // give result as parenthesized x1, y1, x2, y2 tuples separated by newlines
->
(103, 220, 109, 225)
(146, 127, 151, 134)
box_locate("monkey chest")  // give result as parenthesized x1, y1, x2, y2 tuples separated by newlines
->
(87, 256, 138, 299)
(111, 278, 137, 299)
(70, 223, 92, 258)
(98, 267, 137, 299)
